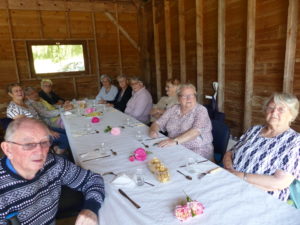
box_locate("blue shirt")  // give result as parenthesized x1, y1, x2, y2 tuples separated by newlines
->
(95, 85, 118, 101)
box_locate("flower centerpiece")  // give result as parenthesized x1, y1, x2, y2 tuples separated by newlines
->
(104, 126, 121, 135)
(174, 193, 204, 222)
(129, 148, 152, 162)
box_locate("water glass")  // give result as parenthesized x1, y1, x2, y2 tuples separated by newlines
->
(135, 169, 144, 186)
(99, 142, 106, 155)
(93, 99, 97, 108)
(125, 118, 131, 126)
(186, 157, 196, 173)
(136, 130, 143, 142)
(85, 123, 92, 134)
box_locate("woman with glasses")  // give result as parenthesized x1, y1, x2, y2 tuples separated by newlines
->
(95, 74, 118, 104)
(223, 93, 300, 202)
(150, 78, 180, 122)
(149, 83, 213, 160)
(6, 83, 69, 154)
(39, 79, 65, 106)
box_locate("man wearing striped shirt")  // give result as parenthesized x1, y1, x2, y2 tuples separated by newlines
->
(0, 118, 105, 225)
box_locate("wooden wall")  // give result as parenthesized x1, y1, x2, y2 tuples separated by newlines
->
(0, 0, 141, 115)
(146, 0, 300, 136)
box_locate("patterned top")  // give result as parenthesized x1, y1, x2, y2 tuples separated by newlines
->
(6, 101, 40, 119)
(95, 85, 118, 102)
(151, 96, 178, 122)
(231, 125, 300, 201)
(125, 87, 153, 124)
(156, 104, 213, 160)
(0, 154, 105, 225)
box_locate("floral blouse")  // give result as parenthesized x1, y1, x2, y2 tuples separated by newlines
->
(156, 104, 213, 160)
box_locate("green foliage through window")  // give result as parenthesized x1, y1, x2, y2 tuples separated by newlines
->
(31, 44, 85, 74)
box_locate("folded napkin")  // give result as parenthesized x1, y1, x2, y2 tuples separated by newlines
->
(111, 173, 136, 188)
(64, 111, 72, 116)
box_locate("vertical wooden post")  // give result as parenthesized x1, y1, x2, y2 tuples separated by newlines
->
(164, 0, 172, 79)
(72, 77, 78, 98)
(115, 2, 123, 75)
(152, 0, 162, 99)
(243, 0, 256, 131)
(283, 0, 298, 93)
(196, 0, 204, 103)
(217, 0, 225, 112)
(178, 0, 186, 83)
(92, 12, 101, 91)
(6, 3, 20, 83)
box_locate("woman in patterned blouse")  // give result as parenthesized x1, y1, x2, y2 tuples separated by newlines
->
(223, 93, 300, 201)
(149, 83, 214, 160)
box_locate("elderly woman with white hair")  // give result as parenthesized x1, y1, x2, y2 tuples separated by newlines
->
(39, 79, 65, 106)
(149, 83, 214, 160)
(223, 93, 300, 202)
(96, 74, 118, 104)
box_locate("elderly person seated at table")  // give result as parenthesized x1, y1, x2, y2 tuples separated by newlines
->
(125, 77, 153, 124)
(6, 83, 69, 154)
(106, 75, 132, 112)
(24, 86, 73, 128)
(0, 118, 105, 224)
(150, 78, 180, 122)
(223, 93, 300, 202)
(149, 84, 213, 160)
(39, 79, 65, 106)
(96, 74, 118, 104)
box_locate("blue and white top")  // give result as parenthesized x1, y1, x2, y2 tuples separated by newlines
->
(231, 125, 300, 201)
(95, 85, 118, 102)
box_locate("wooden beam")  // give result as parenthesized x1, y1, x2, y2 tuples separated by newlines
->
(283, 0, 299, 93)
(217, 0, 225, 112)
(115, 2, 123, 75)
(196, 0, 203, 103)
(164, 0, 172, 79)
(104, 11, 140, 51)
(92, 12, 101, 92)
(6, 3, 20, 83)
(152, 0, 162, 99)
(243, 0, 256, 131)
(72, 77, 78, 98)
(178, 0, 186, 83)
(131, 0, 141, 9)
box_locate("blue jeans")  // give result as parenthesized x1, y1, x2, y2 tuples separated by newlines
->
(50, 127, 70, 150)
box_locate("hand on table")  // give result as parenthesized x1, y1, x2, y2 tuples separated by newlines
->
(157, 138, 176, 148)
(149, 130, 159, 138)
(75, 209, 98, 225)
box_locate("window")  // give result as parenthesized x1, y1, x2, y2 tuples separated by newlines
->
(28, 40, 89, 76)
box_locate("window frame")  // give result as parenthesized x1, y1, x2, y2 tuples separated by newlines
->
(27, 40, 89, 77)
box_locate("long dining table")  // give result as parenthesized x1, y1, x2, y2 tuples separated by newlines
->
(61, 105, 300, 225)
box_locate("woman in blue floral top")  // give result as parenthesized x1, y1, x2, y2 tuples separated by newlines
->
(223, 93, 300, 202)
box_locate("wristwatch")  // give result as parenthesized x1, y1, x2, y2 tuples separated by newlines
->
(174, 138, 179, 145)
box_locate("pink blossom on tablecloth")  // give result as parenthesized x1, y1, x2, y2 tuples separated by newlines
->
(91, 117, 100, 123)
(111, 127, 121, 135)
(134, 148, 147, 161)
(129, 155, 135, 161)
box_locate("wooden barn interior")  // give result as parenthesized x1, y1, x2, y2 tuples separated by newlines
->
(1, 0, 300, 136)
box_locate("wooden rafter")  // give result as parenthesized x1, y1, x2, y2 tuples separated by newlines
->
(104, 11, 140, 51)
(196, 0, 203, 103)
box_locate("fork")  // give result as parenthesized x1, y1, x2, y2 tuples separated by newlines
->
(110, 149, 117, 155)
(176, 170, 192, 180)
(141, 142, 149, 148)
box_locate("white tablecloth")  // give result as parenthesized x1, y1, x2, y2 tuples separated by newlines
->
(61, 107, 300, 225)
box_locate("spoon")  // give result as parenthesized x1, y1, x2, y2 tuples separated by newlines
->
(198, 167, 221, 179)
(141, 142, 149, 148)
(110, 149, 117, 156)
(102, 171, 117, 176)
(176, 170, 192, 180)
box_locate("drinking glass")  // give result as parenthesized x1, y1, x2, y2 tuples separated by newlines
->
(135, 168, 144, 186)
(99, 142, 106, 155)
(136, 130, 143, 142)
(186, 157, 196, 173)
(85, 123, 92, 134)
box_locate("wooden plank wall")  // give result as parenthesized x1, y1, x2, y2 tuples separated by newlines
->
(146, 0, 300, 136)
(0, 0, 141, 115)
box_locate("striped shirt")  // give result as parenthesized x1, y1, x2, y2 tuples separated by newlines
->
(232, 125, 300, 201)
(0, 154, 105, 225)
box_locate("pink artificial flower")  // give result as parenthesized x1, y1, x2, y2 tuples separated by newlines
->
(175, 205, 192, 221)
(134, 148, 147, 161)
(85, 107, 95, 114)
(187, 201, 204, 216)
(91, 117, 100, 123)
(129, 155, 135, 161)
(110, 127, 121, 136)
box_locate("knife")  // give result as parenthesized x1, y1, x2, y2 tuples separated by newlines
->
(118, 189, 141, 209)
(81, 155, 110, 162)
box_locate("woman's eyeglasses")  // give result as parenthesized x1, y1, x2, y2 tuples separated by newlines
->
(179, 94, 196, 100)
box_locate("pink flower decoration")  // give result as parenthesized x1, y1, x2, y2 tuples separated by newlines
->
(129, 155, 135, 161)
(175, 205, 192, 221)
(134, 148, 147, 161)
(85, 107, 95, 114)
(91, 117, 100, 123)
(187, 201, 204, 216)
(110, 127, 121, 136)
